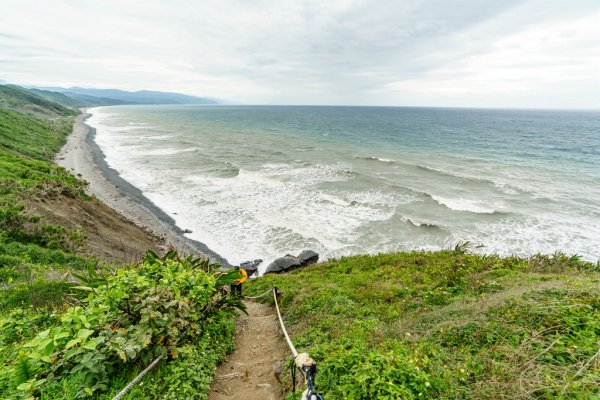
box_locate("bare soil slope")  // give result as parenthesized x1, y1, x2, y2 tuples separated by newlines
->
(28, 194, 164, 263)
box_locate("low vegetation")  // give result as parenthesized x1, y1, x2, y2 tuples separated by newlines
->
(2, 84, 598, 399)
(1, 251, 241, 399)
(0, 89, 244, 399)
(247, 249, 599, 399)
(0, 104, 89, 288)
(0, 85, 77, 118)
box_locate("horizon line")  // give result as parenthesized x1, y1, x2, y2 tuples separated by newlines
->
(3, 81, 598, 112)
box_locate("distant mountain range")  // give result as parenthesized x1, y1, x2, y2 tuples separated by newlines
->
(37, 86, 221, 106)
(1, 83, 223, 117)
(1, 81, 223, 110)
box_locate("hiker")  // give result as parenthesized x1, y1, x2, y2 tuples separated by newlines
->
(231, 267, 247, 296)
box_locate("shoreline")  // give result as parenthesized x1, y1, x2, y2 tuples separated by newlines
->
(56, 108, 232, 268)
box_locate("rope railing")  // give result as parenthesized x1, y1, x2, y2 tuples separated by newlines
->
(111, 354, 163, 400)
(273, 287, 324, 400)
(110, 286, 323, 399)
(273, 287, 299, 357)
(244, 288, 273, 299)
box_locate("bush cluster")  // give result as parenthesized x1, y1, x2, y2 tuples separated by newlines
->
(1, 251, 243, 399)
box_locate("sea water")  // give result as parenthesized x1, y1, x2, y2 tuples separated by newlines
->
(87, 105, 600, 270)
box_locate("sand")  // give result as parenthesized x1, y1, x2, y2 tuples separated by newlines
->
(55, 110, 231, 266)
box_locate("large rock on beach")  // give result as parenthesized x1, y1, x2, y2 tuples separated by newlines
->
(264, 250, 320, 274)
(240, 259, 262, 277)
(297, 250, 319, 266)
(264, 256, 301, 274)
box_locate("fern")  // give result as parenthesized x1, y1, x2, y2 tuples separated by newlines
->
(14, 358, 41, 385)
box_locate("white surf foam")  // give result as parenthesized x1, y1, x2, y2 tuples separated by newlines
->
(431, 195, 501, 214)
(461, 213, 600, 261)
(136, 147, 198, 157)
(86, 106, 600, 267)
(148, 162, 398, 271)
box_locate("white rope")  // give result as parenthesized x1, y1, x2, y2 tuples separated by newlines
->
(272, 288, 324, 398)
(244, 288, 273, 299)
(273, 288, 298, 357)
(112, 354, 163, 400)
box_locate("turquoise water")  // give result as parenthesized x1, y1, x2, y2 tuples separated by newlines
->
(88, 105, 600, 269)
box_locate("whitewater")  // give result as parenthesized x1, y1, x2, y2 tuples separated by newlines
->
(87, 105, 600, 270)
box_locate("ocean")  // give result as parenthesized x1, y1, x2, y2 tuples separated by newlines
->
(87, 105, 600, 271)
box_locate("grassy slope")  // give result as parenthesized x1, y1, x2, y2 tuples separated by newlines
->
(28, 88, 81, 109)
(0, 101, 90, 278)
(0, 111, 71, 159)
(0, 107, 88, 253)
(0, 92, 237, 400)
(0, 96, 98, 398)
(247, 250, 599, 399)
(0, 85, 77, 118)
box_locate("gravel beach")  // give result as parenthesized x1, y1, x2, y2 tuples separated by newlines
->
(56, 109, 231, 267)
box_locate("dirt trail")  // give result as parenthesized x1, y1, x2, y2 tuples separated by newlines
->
(210, 301, 288, 400)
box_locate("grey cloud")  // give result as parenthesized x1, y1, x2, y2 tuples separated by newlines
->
(1, 0, 599, 108)
(221, 1, 525, 89)
(0, 32, 24, 40)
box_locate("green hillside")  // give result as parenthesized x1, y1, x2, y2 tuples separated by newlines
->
(1, 84, 222, 107)
(0, 98, 91, 287)
(0, 109, 75, 160)
(58, 91, 126, 106)
(29, 88, 81, 109)
(1, 88, 598, 399)
(0, 98, 240, 400)
(0, 85, 77, 117)
(248, 250, 600, 399)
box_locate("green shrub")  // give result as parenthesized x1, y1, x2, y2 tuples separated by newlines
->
(0, 308, 57, 345)
(4, 251, 243, 399)
(132, 313, 236, 399)
(319, 345, 435, 399)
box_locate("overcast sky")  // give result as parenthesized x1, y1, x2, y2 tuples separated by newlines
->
(1, 0, 599, 108)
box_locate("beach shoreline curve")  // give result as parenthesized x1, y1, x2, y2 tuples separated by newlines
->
(56, 107, 232, 268)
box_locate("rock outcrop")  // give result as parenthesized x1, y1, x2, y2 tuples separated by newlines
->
(297, 250, 319, 266)
(239, 259, 263, 277)
(264, 250, 319, 274)
(264, 256, 301, 274)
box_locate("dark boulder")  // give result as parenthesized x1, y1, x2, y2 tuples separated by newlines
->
(264, 256, 301, 274)
(297, 250, 319, 266)
(240, 259, 262, 277)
